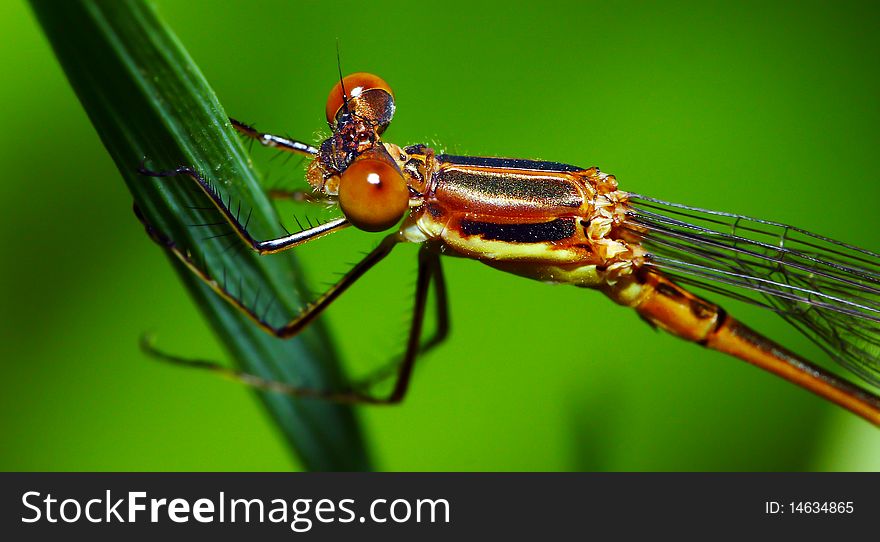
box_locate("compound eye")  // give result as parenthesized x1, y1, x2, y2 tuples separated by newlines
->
(326, 73, 395, 132)
(338, 152, 409, 232)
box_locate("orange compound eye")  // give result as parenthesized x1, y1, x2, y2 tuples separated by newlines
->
(326, 72, 395, 131)
(338, 155, 409, 232)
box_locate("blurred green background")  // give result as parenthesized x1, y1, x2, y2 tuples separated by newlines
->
(2, 0, 879, 471)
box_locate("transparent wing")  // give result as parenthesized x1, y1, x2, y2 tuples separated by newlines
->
(623, 194, 880, 386)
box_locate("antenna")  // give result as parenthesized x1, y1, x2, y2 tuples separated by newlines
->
(335, 39, 350, 117)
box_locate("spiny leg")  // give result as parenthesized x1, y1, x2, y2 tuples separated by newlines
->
(230, 118, 318, 156)
(134, 204, 398, 339)
(317, 244, 438, 403)
(139, 218, 433, 404)
(141, 332, 383, 404)
(138, 162, 349, 254)
(372, 245, 437, 403)
(267, 187, 335, 205)
(264, 188, 340, 235)
(421, 254, 450, 355)
(228, 119, 326, 202)
(355, 251, 449, 390)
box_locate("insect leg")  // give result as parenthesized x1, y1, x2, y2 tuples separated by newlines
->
(353, 250, 449, 391)
(139, 229, 430, 404)
(141, 333, 383, 404)
(134, 204, 396, 338)
(138, 162, 349, 254)
(267, 188, 323, 203)
(420, 253, 450, 355)
(351, 244, 437, 403)
(266, 188, 337, 206)
(355, 249, 449, 402)
(230, 118, 318, 156)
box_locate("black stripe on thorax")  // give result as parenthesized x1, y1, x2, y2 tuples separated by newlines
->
(438, 154, 585, 173)
(459, 217, 576, 243)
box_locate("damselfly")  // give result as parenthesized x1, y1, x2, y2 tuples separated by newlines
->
(138, 72, 880, 426)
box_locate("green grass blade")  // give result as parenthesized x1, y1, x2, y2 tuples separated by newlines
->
(29, 0, 371, 471)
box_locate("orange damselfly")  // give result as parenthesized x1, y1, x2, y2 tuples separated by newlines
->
(137, 72, 880, 426)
